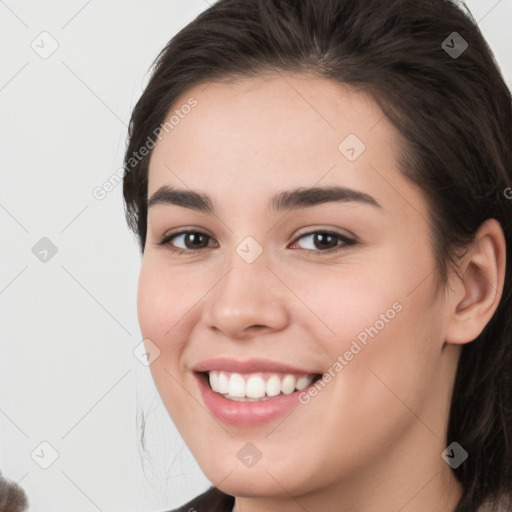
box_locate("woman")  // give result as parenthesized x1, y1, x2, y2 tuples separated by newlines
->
(122, 0, 512, 510)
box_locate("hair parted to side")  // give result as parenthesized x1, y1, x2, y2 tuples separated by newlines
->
(123, 0, 512, 510)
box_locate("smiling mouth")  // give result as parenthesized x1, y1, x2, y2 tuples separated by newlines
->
(198, 371, 323, 402)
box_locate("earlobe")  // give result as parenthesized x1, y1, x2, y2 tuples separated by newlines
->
(444, 218, 506, 345)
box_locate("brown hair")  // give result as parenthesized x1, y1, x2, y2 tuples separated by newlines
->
(123, 1, 512, 509)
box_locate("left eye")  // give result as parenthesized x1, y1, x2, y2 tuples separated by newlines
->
(290, 231, 356, 252)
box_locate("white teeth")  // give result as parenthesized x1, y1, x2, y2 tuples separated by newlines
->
(295, 375, 311, 390)
(246, 375, 266, 398)
(266, 375, 281, 397)
(207, 371, 315, 400)
(217, 371, 229, 394)
(228, 373, 246, 397)
(209, 370, 219, 391)
(281, 375, 296, 395)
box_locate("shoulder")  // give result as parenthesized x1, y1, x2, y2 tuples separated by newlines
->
(166, 485, 235, 512)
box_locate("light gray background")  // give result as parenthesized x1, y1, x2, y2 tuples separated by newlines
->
(1, 1, 511, 511)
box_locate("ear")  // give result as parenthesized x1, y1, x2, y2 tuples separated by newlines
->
(444, 218, 506, 345)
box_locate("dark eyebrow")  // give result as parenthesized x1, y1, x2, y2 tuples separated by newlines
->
(148, 186, 215, 213)
(147, 185, 381, 214)
(269, 185, 381, 213)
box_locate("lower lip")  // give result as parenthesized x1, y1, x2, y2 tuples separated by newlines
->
(195, 373, 317, 426)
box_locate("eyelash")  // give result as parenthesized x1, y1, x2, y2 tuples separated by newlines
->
(156, 229, 357, 256)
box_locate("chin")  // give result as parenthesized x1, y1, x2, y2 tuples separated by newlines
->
(216, 476, 295, 499)
(201, 459, 313, 499)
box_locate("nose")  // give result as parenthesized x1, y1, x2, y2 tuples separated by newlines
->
(203, 251, 289, 340)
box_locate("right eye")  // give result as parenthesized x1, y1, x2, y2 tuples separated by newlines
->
(157, 230, 218, 255)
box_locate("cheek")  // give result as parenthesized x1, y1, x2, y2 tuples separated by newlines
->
(136, 257, 204, 346)
(136, 258, 204, 425)
(284, 246, 441, 409)
(279, 228, 432, 338)
(277, 256, 405, 348)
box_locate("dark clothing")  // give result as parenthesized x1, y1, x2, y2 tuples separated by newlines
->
(168, 486, 235, 512)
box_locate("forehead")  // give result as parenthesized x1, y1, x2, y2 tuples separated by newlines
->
(147, 73, 423, 216)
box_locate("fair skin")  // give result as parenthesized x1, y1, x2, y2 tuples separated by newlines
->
(137, 74, 506, 512)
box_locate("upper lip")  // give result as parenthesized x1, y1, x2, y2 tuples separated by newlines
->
(193, 357, 320, 375)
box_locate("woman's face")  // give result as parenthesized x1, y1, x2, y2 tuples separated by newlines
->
(137, 74, 459, 501)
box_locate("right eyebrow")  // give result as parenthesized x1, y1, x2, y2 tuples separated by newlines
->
(148, 186, 214, 213)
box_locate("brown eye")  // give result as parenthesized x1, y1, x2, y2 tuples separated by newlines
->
(291, 231, 356, 253)
(158, 230, 216, 254)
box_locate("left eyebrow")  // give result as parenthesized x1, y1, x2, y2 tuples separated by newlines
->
(269, 185, 382, 214)
(147, 185, 382, 214)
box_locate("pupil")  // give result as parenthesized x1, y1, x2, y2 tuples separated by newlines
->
(315, 233, 337, 250)
(186, 232, 206, 248)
